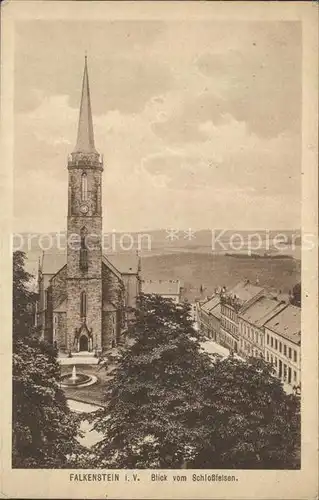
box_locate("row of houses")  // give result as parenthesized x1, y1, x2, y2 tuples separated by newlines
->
(197, 280, 301, 393)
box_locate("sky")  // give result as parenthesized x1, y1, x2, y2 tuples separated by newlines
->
(14, 20, 301, 233)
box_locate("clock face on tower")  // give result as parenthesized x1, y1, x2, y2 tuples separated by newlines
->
(80, 204, 89, 214)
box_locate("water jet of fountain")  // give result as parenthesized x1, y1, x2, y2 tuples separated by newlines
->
(71, 365, 78, 384)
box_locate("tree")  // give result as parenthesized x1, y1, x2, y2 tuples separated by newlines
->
(13, 250, 37, 341)
(90, 293, 213, 468)
(190, 356, 300, 469)
(89, 293, 300, 470)
(12, 251, 81, 468)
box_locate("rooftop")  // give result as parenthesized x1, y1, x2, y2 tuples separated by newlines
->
(42, 252, 66, 275)
(41, 251, 139, 276)
(105, 253, 140, 275)
(265, 304, 301, 344)
(141, 279, 181, 296)
(240, 295, 288, 327)
(228, 281, 264, 304)
(201, 295, 220, 313)
(210, 302, 221, 319)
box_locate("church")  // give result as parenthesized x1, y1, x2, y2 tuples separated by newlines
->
(37, 57, 141, 356)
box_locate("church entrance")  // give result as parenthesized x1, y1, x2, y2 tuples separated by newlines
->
(79, 335, 89, 352)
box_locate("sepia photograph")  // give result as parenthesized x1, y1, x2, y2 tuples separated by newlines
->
(0, 1, 318, 499)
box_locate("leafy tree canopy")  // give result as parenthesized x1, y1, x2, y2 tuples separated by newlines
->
(13, 250, 37, 341)
(12, 251, 82, 468)
(89, 294, 300, 469)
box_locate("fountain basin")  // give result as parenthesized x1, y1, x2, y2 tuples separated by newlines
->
(60, 372, 98, 388)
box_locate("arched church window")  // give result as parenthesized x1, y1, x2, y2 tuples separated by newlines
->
(80, 226, 87, 249)
(80, 291, 87, 318)
(81, 172, 88, 201)
(80, 227, 88, 271)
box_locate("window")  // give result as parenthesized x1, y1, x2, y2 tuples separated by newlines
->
(80, 227, 88, 271)
(271, 336, 273, 348)
(266, 352, 269, 361)
(267, 334, 269, 345)
(80, 291, 87, 318)
(294, 350, 297, 363)
(283, 344, 287, 356)
(294, 371, 297, 382)
(275, 339, 278, 350)
(81, 172, 88, 201)
(271, 354, 273, 364)
(80, 226, 87, 249)
(279, 342, 282, 353)
(288, 347, 292, 359)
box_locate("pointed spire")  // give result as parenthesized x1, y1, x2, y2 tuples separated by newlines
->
(73, 55, 97, 154)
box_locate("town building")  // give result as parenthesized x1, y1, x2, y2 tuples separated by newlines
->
(37, 58, 141, 356)
(141, 279, 182, 303)
(198, 296, 221, 342)
(220, 281, 264, 352)
(264, 304, 301, 390)
(238, 296, 288, 359)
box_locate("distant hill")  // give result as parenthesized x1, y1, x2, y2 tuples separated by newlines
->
(17, 229, 301, 298)
(14, 228, 301, 255)
(141, 252, 301, 302)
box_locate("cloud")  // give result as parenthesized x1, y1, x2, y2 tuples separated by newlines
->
(13, 20, 301, 231)
(144, 116, 300, 197)
(195, 24, 301, 138)
(15, 20, 168, 114)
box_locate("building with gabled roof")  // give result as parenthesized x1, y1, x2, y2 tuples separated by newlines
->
(264, 304, 301, 390)
(238, 295, 288, 359)
(198, 295, 221, 342)
(219, 280, 264, 352)
(37, 58, 141, 355)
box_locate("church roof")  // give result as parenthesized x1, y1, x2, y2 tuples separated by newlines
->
(41, 251, 139, 278)
(42, 252, 67, 275)
(73, 56, 97, 154)
(54, 298, 67, 313)
(105, 253, 140, 275)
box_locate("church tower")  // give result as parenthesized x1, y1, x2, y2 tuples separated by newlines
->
(66, 56, 104, 354)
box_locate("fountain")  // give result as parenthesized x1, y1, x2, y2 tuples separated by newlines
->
(60, 364, 97, 388)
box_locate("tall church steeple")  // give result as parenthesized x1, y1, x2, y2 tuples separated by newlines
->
(66, 56, 103, 355)
(74, 56, 97, 154)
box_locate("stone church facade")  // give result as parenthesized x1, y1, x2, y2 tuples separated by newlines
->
(37, 57, 141, 355)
